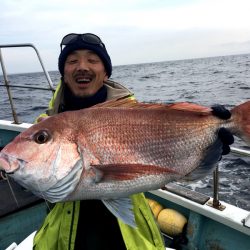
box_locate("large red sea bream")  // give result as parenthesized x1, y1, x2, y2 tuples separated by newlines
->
(0, 98, 250, 226)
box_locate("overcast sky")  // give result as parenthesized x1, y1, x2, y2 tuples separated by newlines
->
(1, 0, 250, 73)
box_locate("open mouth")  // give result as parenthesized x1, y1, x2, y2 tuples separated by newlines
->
(75, 75, 93, 85)
(76, 78, 91, 84)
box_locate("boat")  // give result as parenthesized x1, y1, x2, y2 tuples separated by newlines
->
(0, 44, 249, 250)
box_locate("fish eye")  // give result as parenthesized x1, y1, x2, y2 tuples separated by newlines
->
(33, 130, 50, 144)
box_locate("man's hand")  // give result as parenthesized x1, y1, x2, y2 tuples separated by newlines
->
(36, 115, 49, 123)
(211, 105, 234, 155)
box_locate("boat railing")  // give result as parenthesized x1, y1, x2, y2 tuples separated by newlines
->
(0, 43, 55, 124)
(230, 146, 250, 156)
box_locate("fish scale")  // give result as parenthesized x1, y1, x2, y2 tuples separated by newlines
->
(81, 109, 216, 171)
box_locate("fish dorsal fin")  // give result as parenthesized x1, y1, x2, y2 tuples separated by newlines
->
(169, 102, 212, 114)
(91, 96, 139, 108)
(91, 97, 172, 109)
(92, 97, 212, 115)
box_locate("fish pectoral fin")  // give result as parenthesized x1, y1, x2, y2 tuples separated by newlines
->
(102, 198, 136, 228)
(91, 163, 177, 181)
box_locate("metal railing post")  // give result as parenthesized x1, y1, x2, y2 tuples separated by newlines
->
(0, 48, 20, 124)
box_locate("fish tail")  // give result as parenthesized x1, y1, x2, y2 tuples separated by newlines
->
(231, 101, 250, 144)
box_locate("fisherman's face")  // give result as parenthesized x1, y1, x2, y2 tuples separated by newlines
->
(63, 50, 108, 97)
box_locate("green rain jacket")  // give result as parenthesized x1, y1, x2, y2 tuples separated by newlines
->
(33, 80, 165, 250)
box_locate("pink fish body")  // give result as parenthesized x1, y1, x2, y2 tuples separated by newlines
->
(0, 99, 250, 226)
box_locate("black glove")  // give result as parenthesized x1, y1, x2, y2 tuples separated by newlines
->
(211, 105, 234, 155)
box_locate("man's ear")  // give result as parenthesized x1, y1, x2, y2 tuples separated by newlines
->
(62, 76, 69, 85)
(104, 73, 108, 81)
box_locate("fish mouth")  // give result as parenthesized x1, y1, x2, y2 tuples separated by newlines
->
(0, 152, 25, 174)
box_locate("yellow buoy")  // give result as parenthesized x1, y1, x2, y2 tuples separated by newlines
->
(157, 208, 187, 237)
(147, 198, 164, 219)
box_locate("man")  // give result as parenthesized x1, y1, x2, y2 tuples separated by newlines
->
(34, 33, 234, 250)
(34, 33, 166, 250)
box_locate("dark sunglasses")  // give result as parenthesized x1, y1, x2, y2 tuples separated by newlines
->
(60, 33, 105, 51)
